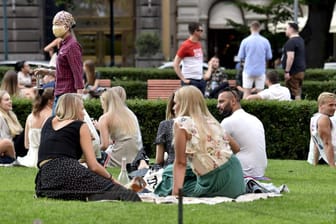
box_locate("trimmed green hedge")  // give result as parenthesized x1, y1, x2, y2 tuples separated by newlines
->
(97, 67, 336, 81)
(11, 98, 316, 160)
(118, 100, 317, 160)
(1, 66, 336, 81)
(109, 79, 336, 100)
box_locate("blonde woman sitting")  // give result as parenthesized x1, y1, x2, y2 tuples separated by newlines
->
(154, 86, 245, 198)
(0, 90, 26, 157)
(97, 89, 143, 167)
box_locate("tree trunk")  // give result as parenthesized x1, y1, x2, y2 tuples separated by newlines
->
(300, 0, 336, 68)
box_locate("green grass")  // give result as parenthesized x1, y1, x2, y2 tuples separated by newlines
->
(0, 160, 336, 224)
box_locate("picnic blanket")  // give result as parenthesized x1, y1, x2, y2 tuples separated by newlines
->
(139, 192, 282, 204)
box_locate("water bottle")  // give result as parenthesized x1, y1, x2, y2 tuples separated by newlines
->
(117, 157, 130, 186)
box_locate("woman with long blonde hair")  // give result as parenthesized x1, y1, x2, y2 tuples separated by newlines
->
(98, 88, 142, 167)
(155, 86, 245, 198)
(0, 90, 26, 158)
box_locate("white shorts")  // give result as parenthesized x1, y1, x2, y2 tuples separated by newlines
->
(242, 72, 265, 90)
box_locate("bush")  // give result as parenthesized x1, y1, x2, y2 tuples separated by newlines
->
(13, 98, 317, 160)
(135, 32, 161, 57)
(104, 79, 336, 100)
(84, 99, 316, 160)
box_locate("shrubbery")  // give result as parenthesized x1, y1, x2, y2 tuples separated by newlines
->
(13, 98, 317, 160)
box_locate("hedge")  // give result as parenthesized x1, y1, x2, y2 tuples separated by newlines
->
(12, 98, 317, 160)
(97, 68, 336, 82)
(1, 66, 336, 82)
(110, 79, 336, 100)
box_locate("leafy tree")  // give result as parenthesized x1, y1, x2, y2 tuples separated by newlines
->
(300, 0, 336, 68)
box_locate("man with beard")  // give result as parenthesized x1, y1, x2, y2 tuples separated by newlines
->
(217, 88, 267, 178)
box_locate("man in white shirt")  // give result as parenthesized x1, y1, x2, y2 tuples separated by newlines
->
(308, 92, 336, 167)
(217, 88, 267, 178)
(246, 70, 291, 101)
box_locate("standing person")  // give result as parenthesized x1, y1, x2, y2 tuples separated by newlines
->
(16, 88, 54, 168)
(217, 88, 267, 178)
(203, 56, 228, 98)
(173, 22, 206, 94)
(35, 93, 141, 201)
(237, 21, 273, 99)
(155, 86, 244, 198)
(308, 92, 336, 167)
(34, 10, 84, 112)
(282, 22, 306, 100)
(43, 37, 62, 68)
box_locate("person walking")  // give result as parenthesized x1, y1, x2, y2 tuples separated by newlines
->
(34, 10, 84, 112)
(237, 21, 272, 99)
(173, 22, 206, 94)
(282, 22, 306, 100)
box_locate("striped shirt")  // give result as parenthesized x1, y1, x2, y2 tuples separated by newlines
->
(55, 35, 84, 96)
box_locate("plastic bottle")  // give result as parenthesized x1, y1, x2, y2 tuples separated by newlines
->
(117, 157, 130, 186)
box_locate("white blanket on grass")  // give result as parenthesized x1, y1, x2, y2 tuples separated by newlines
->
(139, 192, 282, 205)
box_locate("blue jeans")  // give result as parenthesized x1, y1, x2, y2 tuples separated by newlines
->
(181, 79, 206, 95)
(52, 95, 61, 116)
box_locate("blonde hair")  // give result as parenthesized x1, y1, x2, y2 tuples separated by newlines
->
(83, 60, 96, 86)
(111, 86, 126, 103)
(0, 90, 23, 136)
(100, 89, 137, 136)
(55, 93, 83, 121)
(174, 86, 221, 149)
(1, 70, 19, 96)
(166, 92, 175, 120)
(317, 92, 336, 107)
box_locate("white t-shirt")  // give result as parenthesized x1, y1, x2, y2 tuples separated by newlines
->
(308, 113, 336, 165)
(257, 84, 291, 101)
(17, 71, 32, 86)
(221, 109, 267, 177)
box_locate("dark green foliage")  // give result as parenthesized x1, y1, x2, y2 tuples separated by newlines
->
(12, 98, 318, 160)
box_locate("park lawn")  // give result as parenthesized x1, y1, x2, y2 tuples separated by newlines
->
(0, 160, 335, 224)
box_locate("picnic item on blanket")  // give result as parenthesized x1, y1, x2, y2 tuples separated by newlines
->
(128, 176, 147, 192)
(118, 157, 130, 185)
(245, 177, 289, 194)
(139, 192, 282, 204)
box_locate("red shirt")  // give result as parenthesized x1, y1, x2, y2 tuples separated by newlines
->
(55, 35, 84, 96)
(176, 39, 203, 79)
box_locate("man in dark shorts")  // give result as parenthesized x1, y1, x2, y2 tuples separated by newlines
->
(282, 22, 306, 100)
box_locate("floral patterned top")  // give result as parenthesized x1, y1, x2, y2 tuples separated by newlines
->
(175, 116, 233, 176)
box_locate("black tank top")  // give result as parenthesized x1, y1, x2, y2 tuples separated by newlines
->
(38, 116, 84, 165)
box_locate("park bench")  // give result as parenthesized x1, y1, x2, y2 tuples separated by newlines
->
(98, 79, 112, 88)
(147, 79, 237, 100)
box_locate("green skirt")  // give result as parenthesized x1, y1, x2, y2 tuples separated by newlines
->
(154, 155, 245, 198)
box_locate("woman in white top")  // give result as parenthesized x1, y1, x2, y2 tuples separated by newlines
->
(154, 86, 245, 198)
(97, 88, 142, 167)
(16, 88, 54, 167)
(15, 60, 32, 88)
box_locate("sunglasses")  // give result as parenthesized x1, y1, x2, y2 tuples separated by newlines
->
(197, 29, 203, 32)
(222, 87, 242, 100)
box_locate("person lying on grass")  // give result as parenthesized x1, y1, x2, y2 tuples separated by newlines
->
(154, 86, 245, 198)
(35, 93, 141, 201)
